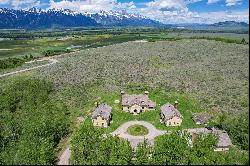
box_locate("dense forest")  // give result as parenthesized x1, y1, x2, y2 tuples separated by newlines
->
(70, 124, 248, 165)
(0, 77, 70, 165)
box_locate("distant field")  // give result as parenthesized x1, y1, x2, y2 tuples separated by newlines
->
(0, 34, 144, 59)
(0, 29, 248, 60)
(173, 32, 249, 42)
(37, 39, 249, 114)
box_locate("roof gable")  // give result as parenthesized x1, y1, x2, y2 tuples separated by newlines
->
(91, 103, 112, 120)
(121, 94, 155, 107)
(160, 103, 182, 120)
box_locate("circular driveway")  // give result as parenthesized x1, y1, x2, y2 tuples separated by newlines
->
(111, 121, 169, 149)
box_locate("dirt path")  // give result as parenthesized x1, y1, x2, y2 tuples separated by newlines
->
(57, 147, 70, 165)
(57, 116, 88, 165)
(0, 58, 58, 78)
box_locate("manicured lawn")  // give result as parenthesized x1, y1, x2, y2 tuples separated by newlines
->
(127, 125, 149, 136)
(81, 86, 206, 133)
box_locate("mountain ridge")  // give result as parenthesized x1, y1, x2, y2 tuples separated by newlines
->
(0, 8, 163, 29)
(0, 8, 248, 29)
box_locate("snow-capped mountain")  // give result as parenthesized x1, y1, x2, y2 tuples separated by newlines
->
(89, 10, 162, 27)
(0, 8, 164, 29)
(0, 8, 99, 29)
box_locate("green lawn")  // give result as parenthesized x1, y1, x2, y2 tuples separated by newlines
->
(127, 125, 149, 136)
(82, 86, 206, 133)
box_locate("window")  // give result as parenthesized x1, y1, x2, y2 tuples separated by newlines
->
(169, 122, 171, 125)
(174, 122, 176, 125)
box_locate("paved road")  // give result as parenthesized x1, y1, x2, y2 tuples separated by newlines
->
(111, 121, 170, 149)
(0, 58, 58, 78)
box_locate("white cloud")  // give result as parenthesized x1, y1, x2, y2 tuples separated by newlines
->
(207, 0, 221, 4)
(12, 0, 41, 9)
(146, 0, 187, 11)
(225, 0, 242, 6)
(185, 0, 203, 4)
(49, 0, 136, 13)
(198, 10, 248, 23)
(0, 0, 41, 9)
(142, 9, 249, 24)
(136, 0, 248, 24)
(207, 0, 242, 6)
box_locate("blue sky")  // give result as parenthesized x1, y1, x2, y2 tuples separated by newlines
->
(0, 0, 248, 24)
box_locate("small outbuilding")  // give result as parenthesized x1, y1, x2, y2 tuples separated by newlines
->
(186, 127, 232, 151)
(91, 103, 112, 128)
(160, 103, 183, 126)
(214, 130, 232, 151)
(192, 113, 211, 125)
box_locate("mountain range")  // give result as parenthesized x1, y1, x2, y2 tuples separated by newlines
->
(0, 8, 163, 29)
(0, 8, 248, 29)
(174, 21, 249, 30)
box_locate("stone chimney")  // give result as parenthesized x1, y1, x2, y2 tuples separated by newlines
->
(121, 90, 125, 95)
(144, 91, 149, 95)
(174, 100, 179, 109)
(95, 97, 101, 107)
(121, 91, 125, 102)
(94, 101, 99, 107)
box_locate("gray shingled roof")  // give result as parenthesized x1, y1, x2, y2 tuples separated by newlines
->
(186, 128, 232, 148)
(216, 130, 232, 148)
(121, 94, 155, 107)
(160, 103, 183, 120)
(91, 103, 112, 120)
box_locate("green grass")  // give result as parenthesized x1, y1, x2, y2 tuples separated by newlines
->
(0, 34, 144, 59)
(1, 31, 248, 60)
(127, 125, 149, 136)
(81, 86, 206, 133)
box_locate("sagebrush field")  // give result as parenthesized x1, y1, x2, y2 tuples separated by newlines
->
(37, 39, 249, 113)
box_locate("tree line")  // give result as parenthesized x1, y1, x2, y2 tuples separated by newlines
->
(70, 124, 249, 165)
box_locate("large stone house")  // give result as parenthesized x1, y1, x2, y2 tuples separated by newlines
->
(121, 91, 156, 115)
(91, 103, 112, 128)
(160, 103, 183, 126)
